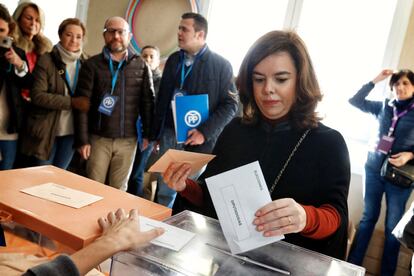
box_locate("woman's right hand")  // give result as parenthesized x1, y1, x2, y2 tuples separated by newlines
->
(4, 48, 24, 69)
(372, 69, 393, 84)
(162, 162, 192, 192)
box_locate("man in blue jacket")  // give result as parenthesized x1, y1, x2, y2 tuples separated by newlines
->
(151, 13, 238, 207)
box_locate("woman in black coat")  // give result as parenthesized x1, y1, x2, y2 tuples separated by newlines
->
(161, 31, 350, 259)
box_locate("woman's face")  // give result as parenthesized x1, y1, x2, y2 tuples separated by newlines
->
(393, 76, 414, 101)
(0, 19, 10, 37)
(252, 52, 297, 120)
(19, 6, 40, 39)
(60, 24, 83, 53)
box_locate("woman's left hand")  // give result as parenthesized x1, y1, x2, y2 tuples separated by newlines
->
(389, 151, 414, 167)
(253, 198, 307, 237)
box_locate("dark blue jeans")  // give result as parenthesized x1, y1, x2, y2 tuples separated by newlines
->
(127, 142, 154, 197)
(32, 135, 75, 170)
(348, 166, 412, 276)
(0, 140, 17, 170)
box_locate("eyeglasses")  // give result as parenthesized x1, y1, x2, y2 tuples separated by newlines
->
(103, 28, 129, 36)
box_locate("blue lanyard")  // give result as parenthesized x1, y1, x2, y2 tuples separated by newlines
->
(179, 45, 207, 89)
(109, 58, 124, 95)
(65, 60, 80, 96)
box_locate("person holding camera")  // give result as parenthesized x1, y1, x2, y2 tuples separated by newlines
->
(0, 3, 33, 172)
(347, 69, 414, 275)
(0, 3, 33, 247)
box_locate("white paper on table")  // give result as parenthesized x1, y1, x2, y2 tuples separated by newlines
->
(139, 216, 196, 251)
(20, 182, 103, 209)
(206, 161, 284, 254)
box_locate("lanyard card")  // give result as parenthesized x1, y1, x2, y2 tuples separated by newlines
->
(376, 135, 395, 154)
(173, 88, 187, 101)
(98, 93, 119, 116)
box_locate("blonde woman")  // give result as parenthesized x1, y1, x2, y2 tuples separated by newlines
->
(12, 1, 51, 101)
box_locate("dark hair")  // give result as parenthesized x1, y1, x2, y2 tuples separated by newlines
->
(236, 30, 322, 129)
(390, 69, 414, 91)
(142, 45, 160, 56)
(58, 18, 86, 38)
(0, 3, 15, 34)
(181, 12, 208, 38)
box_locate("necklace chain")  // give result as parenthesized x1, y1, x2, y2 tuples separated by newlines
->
(269, 129, 310, 193)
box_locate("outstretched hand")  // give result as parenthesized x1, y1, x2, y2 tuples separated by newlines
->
(68, 209, 164, 275)
(97, 208, 164, 252)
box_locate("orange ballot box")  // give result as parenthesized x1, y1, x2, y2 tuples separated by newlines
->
(0, 166, 171, 251)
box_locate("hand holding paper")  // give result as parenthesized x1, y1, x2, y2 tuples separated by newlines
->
(148, 149, 215, 177)
(253, 197, 307, 237)
(205, 161, 283, 254)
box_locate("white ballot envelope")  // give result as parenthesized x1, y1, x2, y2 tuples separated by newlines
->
(139, 216, 196, 251)
(205, 161, 283, 254)
(20, 182, 103, 209)
(148, 149, 215, 177)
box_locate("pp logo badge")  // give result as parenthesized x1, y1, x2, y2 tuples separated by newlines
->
(184, 110, 201, 127)
(103, 96, 115, 108)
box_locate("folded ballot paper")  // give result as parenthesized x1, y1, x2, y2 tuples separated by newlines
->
(172, 94, 209, 143)
(206, 161, 284, 254)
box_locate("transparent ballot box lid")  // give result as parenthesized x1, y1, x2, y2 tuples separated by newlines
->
(111, 210, 365, 275)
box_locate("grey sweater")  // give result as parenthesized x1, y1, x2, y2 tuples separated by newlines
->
(23, 255, 80, 276)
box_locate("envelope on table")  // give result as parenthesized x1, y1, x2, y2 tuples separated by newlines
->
(148, 149, 215, 177)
